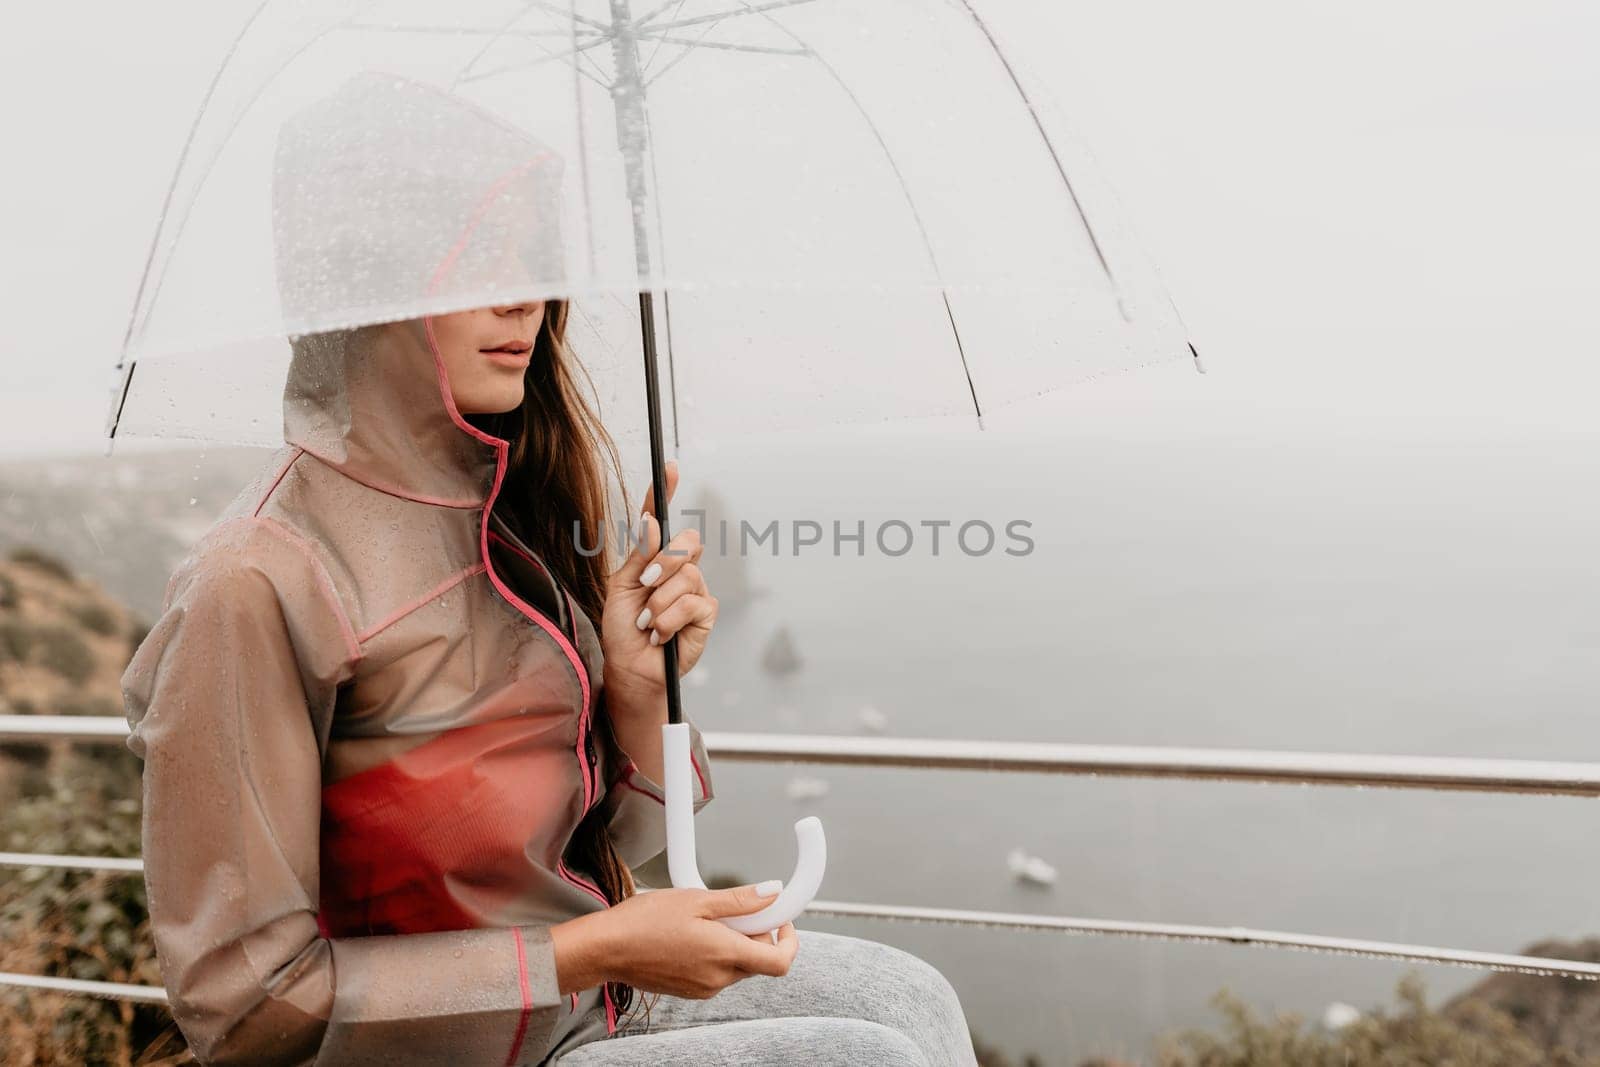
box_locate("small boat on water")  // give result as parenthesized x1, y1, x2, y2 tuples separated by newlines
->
(1007, 847, 1058, 887)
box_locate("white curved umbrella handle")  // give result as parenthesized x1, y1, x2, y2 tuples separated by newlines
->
(662, 722, 826, 936)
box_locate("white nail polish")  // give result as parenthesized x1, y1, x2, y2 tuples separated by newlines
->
(635, 607, 652, 630)
(649, 629, 660, 646)
(755, 879, 783, 897)
(640, 562, 662, 586)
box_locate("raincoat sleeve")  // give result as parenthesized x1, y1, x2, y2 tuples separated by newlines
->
(598, 696, 714, 869)
(122, 520, 565, 1067)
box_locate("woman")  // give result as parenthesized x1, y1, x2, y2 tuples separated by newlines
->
(120, 72, 978, 1066)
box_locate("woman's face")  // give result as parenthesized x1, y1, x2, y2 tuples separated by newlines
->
(430, 300, 546, 415)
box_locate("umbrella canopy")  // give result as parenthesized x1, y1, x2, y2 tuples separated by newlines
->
(102, 0, 1204, 950)
(108, 0, 1193, 458)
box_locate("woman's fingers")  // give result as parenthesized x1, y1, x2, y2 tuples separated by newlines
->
(612, 510, 660, 590)
(637, 458, 679, 522)
(646, 593, 716, 647)
(700, 883, 783, 919)
(633, 563, 692, 634)
(637, 526, 702, 589)
(694, 886, 796, 979)
(745, 921, 797, 947)
(774, 922, 799, 965)
(639, 563, 704, 623)
(614, 460, 682, 588)
(731, 922, 799, 978)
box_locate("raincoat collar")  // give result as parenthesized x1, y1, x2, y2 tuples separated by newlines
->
(282, 317, 504, 508)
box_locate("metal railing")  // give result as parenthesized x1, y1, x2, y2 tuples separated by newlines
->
(703, 730, 1600, 797)
(4, 713, 1600, 1004)
(11, 715, 1600, 795)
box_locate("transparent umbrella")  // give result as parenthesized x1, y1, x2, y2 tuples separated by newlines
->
(106, 0, 1198, 936)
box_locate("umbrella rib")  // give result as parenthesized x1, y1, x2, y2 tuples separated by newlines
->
(941, 293, 982, 428)
(521, 1, 619, 84)
(633, 0, 694, 31)
(571, 0, 600, 281)
(640, 0, 691, 72)
(575, 41, 620, 87)
(346, 22, 606, 38)
(952, 0, 1117, 295)
(453, 36, 617, 87)
(120, 7, 373, 372)
(348, 19, 618, 87)
(526, 0, 612, 32)
(448, 3, 543, 91)
(117, 0, 273, 369)
(642, 14, 741, 88)
(480, 0, 622, 87)
(646, 0, 820, 33)
(635, 34, 808, 56)
(350, 18, 619, 89)
(727, 0, 985, 426)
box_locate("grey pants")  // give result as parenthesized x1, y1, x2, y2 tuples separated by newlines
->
(554, 930, 980, 1066)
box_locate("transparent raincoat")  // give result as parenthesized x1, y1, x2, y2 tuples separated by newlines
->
(119, 73, 713, 1066)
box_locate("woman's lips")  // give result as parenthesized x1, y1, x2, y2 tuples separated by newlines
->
(481, 341, 532, 367)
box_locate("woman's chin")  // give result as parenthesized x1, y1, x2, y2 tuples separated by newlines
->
(457, 382, 525, 416)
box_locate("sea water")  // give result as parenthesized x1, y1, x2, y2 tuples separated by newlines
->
(680, 424, 1600, 1062)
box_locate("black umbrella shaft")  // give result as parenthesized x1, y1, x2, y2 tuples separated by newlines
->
(637, 290, 683, 726)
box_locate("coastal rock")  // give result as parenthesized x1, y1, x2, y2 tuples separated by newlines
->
(1443, 937, 1600, 1061)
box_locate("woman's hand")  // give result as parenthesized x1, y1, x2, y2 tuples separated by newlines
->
(600, 459, 718, 706)
(550, 883, 800, 998)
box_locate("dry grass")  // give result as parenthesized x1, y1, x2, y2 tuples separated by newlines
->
(1153, 973, 1600, 1067)
(0, 752, 186, 1066)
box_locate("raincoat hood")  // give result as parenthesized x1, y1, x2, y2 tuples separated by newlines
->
(273, 70, 564, 508)
(282, 321, 499, 508)
(120, 71, 714, 1067)
(271, 70, 567, 338)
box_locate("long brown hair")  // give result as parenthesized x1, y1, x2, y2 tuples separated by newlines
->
(466, 298, 652, 1024)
